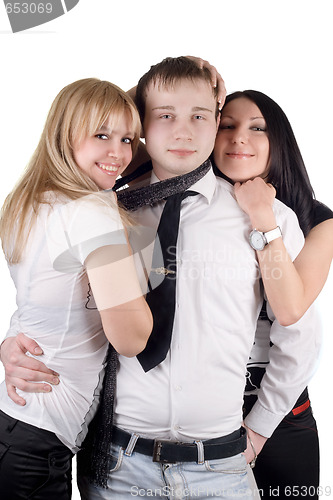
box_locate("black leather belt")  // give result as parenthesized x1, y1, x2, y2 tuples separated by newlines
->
(112, 426, 247, 464)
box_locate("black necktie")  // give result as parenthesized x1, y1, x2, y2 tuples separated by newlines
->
(137, 190, 198, 372)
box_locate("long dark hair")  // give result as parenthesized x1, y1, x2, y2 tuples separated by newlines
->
(215, 90, 315, 235)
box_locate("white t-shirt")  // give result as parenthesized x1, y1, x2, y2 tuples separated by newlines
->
(0, 193, 126, 452)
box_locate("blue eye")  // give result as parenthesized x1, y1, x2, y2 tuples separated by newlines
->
(122, 138, 132, 144)
(95, 134, 108, 140)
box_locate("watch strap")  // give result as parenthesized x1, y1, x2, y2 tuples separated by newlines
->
(264, 226, 282, 244)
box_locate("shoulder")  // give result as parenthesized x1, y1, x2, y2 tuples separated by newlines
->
(272, 198, 302, 230)
(53, 192, 120, 221)
(272, 197, 296, 218)
(48, 192, 124, 243)
(312, 200, 333, 228)
(272, 198, 303, 230)
(47, 194, 126, 272)
(272, 199, 304, 258)
(214, 177, 237, 204)
(215, 176, 234, 193)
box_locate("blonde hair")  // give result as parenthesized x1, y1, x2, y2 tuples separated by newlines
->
(0, 78, 141, 264)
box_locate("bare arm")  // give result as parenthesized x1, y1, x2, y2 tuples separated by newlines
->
(85, 243, 152, 357)
(235, 178, 333, 325)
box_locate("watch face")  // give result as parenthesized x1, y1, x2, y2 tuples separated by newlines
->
(249, 230, 265, 250)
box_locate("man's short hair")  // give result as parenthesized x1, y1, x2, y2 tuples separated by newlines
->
(135, 56, 219, 122)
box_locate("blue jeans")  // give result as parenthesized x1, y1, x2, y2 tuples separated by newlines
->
(78, 442, 253, 499)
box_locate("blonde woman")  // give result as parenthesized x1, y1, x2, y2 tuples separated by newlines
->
(0, 78, 152, 499)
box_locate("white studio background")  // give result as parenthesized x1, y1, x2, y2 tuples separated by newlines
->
(0, 0, 332, 497)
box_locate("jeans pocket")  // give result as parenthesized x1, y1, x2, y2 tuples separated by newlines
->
(205, 453, 248, 474)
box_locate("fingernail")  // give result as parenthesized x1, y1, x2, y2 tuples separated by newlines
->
(52, 377, 60, 385)
(43, 385, 52, 392)
(34, 347, 43, 354)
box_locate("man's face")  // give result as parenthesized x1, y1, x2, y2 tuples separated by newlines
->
(142, 79, 219, 180)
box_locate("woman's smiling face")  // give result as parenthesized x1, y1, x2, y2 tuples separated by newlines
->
(214, 97, 270, 183)
(73, 113, 135, 190)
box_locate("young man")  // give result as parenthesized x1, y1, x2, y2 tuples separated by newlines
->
(0, 58, 320, 499)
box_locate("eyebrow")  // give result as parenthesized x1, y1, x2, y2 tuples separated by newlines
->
(151, 106, 174, 111)
(193, 106, 213, 114)
(97, 125, 111, 132)
(96, 125, 134, 137)
(151, 105, 213, 113)
(221, 115, 264, 120)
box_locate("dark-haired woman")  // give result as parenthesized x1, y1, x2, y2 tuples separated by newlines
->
(213, 90, 333, 499)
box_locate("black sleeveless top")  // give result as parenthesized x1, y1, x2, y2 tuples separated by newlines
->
(312, 200, 333, 228)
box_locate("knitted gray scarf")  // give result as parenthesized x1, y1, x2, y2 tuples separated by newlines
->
(116, 159, 211, 210)
(77, 160, 212, 487)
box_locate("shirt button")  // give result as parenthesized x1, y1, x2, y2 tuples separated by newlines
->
(175, 385, 182, 391)
(173, 424, 181, 430)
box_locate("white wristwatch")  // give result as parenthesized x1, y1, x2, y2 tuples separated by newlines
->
(249, 226, 282, 251)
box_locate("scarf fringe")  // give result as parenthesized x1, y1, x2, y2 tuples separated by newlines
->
(77, 345, 118, 487)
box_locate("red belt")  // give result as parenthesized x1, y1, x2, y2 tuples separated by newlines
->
(292, 399, 310, 416)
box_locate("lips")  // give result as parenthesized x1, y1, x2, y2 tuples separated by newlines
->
(168, 149, 195, 157)
(96, 162, 121, 175)
(226, 152, 254, 159)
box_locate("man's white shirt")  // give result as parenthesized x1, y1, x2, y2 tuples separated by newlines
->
(115, 168, 321, 440)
